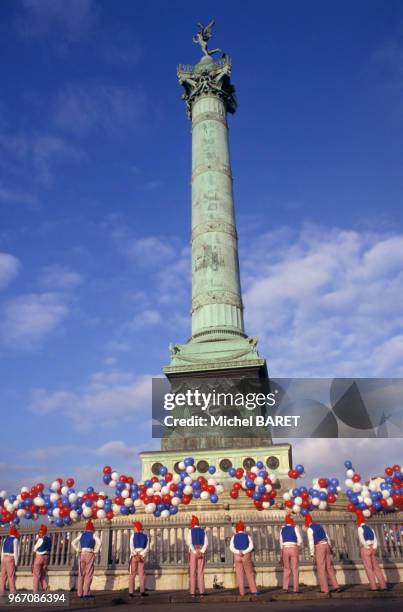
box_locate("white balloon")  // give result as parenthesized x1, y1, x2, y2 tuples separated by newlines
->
(171, 497, 181, 506)
(216, 484, 224, 494)
(319, 501, 327, 510)
(17, 509, 25, 518)
(97, 509, 106, 519)
(382, 490, 390, 499)
(161, 509, 170, 518)
(363, 509, 371, 517)
(368, 482, 378, 491)
(345, 479, 353, 488)
(386, 497, 393, 506)
(312, 498, 320, 506)
(262, 501, 271, 509)
(83, 507, 92, 518)
(152, 483, 161, 491)
(111, 472, 119, 481)
(0, 490, 7, 498)
(269, 473, 277, 483)
(98, 491, 106, 497)
(77, 491, 85, 498)
(172, 474, 181, 484)
(292, 504, 301, 514)
(20, 487, 29, 494)
(265, 484, 273, 492)
(121, 490, 130, 499)
(200, 491, 210, 500)
(50, 493, 59, 503)
(34, 497, 45, 506)
(146, 488, 154, 496)
(251, 467, 259, 474)
(70, 510, 78, 521)
(283, 492, 291, 501)
(52, 508, 60, 518)
(161, 486, 169, 495)
(112, 504, 120, 514)
(184, 485, 193, 495)
(186, 466, 195, 474)
(363, 497, 372, 506)
(61, 486, 68, 495)
(255, 477, 264, 485)
(145, 503, 156, 514)
(109, 480, 117, 488)
(134, 499, 142, 508)
(50, 481, 60, 492)
(178, 461, 186, 470)
(69, 493, 77, 503)
(207, 479, 216, 486)
(352, 483, 362, 492)
(346, 469, 354, 478)
(124, 498, 133, 507)
(183, 476, 192, 485)
(294, 496, 302, 506)
(96, 499, 105, 508)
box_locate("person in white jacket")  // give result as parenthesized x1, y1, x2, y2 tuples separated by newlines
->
(0, 525, 20, 594)
(229, 521, 259, 596)
(357, 514, 387, 591)
(32, 524, 52, 593)
(279, 514, 302, 593)
(188, 515, 208, 597)
(129, 521, 149, 598)
(71, 520, 101, 598)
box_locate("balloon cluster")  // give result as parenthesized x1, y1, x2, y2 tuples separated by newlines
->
(288, 464, 306, 480)
(344, 460, 403, 518)
(103, 457, 223, 519)
(283, 466, 340, 516)
(0, 479, 109, 527)
(228, 461, 278, 511)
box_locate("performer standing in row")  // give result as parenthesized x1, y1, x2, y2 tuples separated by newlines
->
(280, 514, 302, 594)
(0, 525, 20, 595)
(304, 514, 340, 593)
(357, 514, 387, 591)
(32, 524, 51, 593)
(72, 520, 101, 599)
(129, 521, 149, 598)
(229, 521, 259, 596)
(188, 515, 207, 597)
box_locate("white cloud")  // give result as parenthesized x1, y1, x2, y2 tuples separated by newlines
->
(123, 236, 175, 266)
(0, 187, 39, 207)
(0, 292, 70, 347)
(40, 265, 83, 289)
(242, 225, 403, 377)
(33, 135, 83, 187)
(54, 83, 147, 136)
(29, 371, 152, 431)
(94, 440, 137, 459)
(20, 0, 96, 39)
(130, 309, 161, 329)
(0, 253, 20, 290)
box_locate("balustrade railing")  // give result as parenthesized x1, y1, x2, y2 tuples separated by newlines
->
(1, 514, 401, 572)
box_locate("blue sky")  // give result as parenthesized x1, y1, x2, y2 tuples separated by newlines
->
(0, 1, 402, 492)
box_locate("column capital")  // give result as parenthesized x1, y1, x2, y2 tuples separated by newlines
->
(178, 56, 237, 119)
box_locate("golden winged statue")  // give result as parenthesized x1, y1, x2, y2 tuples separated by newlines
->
(193, 20, 222, 58)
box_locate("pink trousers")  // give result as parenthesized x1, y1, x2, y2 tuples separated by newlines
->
(129, 556, 145, 594)
(282, 546, 299, 592)
(360, 547, 386, 590)
(314, 543, 339, 593)
(234, 552, 257, 595)
(0, 556, 16, 593)
(189, 551, 205, 595)
(32, 554, 49, 593)
(76, 551, 95, 597)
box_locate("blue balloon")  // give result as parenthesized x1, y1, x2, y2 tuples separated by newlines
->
(144, 480, 152, 488)
(210, 494, 218, 503)
(258, 485, 266, 494)
(157, 503, 165, 512)
(120, 506, 129, 515)
(184, 457, 194, 466)
(180, 471, 187, 479)
(330, 478, 339, 487)
(86, 487, 94, 494)
(344, 460, 353, 469)
(85, 499, 92, 507)
(159, 466, 168, 476)
(256, 461, 264, 469)
(193, 490, 201, 498)
(61, 496, 69, 505)
(55, 518, 64, 527)
(253, 492, 262, 500)
(192, 481, 201, 489)
(295, 464, 305, 474)
(300, 508, 309, 516)
(208, 466, 216, 474)
(131, 492, 138, 501)
(17, 502, 24, 510)
(154, 510, 161, 517)
(292, 488, 300, 497)
(12, 517, 20, 525)
(258, 470, 268, 478)
(229, 468, 236, 477)
(319, 491, 327, 501)
(103, 475, 111, 484)
(170, 506, 178, 515)
(129, 507, 135, 514)
(328, 485, 337, 494)
(63, 517, 72, 525)
(9, 495, 16, 503)
(246, 479, 255, 489)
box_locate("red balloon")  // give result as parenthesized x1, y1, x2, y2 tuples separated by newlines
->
(318, 478, 328, 488)
(21, 492, 29, 500)
(151, 476, 158, 483)
(39, 507, 47, 515)
(207, 485, 216, 494)
(119, 475, 128, 483)
(327, 494, 336, 504)
(127, 477, 134, 485)
(254, 500, 263, 510)
(182, 495, 191, 505)
(114, 496, 123, 505)
(393, 464, 401, 473)
(302, 500, 310, 509)
(233, 482, 241, 491)
(235, 468, 244, 479)
(165, 473, 173, 482)
(230, 490, 239, 499)
(162, 494, 171, 504)
(201, 482, 208, 491)
(103, 466, 112, 474)
(385, 467, 393, 476)
(66, 478, 74, 488)
(57, 478, 63, 485)
(106, 511, 114, 520)
(246, 489, 254, 498)
(352, 474, 361, 483)
(285, 500, 293, 508)
(301, 491, 309, 500)
(271, 490, 277, 498)
(198, 476, 207, 484)
(347, 503, 356, 512)
(380, 499, 387, 508)
(169, 484, 177, 492)
(153, 495, 161, 504)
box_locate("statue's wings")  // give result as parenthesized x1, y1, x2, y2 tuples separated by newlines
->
(203, 19, 215, 40)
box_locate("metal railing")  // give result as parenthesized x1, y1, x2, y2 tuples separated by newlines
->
(1, 513, 401, 572)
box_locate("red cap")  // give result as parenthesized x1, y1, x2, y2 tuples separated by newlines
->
(85, 520, 95, 532)
(304, 514, 313, 528)
(9, 525, 20, 538)
(38, 524, 47, 536)
(235, 521, 245, 533)
(285, 514, 295, 526)
(190, 515, 199, 528)
(357, 513, 365, 526)
(133, 521, 143, 532)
